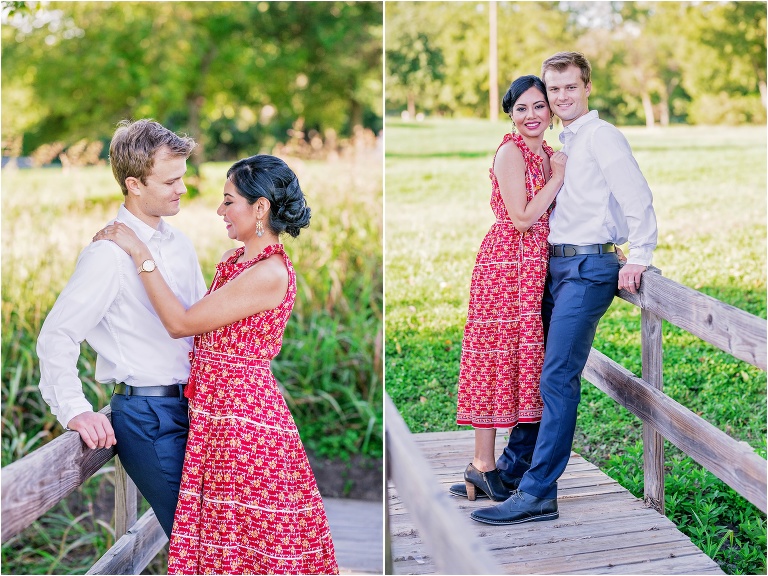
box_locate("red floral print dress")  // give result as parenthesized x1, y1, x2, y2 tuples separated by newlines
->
(168, 244, 338, 575)
(456, 133, 554, 429)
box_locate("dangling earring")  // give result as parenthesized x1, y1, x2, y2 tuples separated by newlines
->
(549, 119, 554, 130)
(256, 219, 264, 238)
(511, 121, 517, 134)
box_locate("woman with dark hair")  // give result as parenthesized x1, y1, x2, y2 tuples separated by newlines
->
(451, 76, 567, 502)
(94, 155, 338, 574)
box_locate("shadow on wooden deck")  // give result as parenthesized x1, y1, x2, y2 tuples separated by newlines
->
(388, 431, 724, 575)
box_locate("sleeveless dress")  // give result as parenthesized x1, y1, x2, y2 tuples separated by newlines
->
(456, 133, 554, 429)
(167, 244, 338, 575)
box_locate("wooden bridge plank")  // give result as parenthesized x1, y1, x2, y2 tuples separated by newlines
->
(565, 554, 727, 574)
(391, 492, 668, 548)
(393, 538, 713, 576)
(324, 497, 383, 574)
(522, 540, 724, 574)
(389, 430, 724, 575)
(488, 528, 699, 563)
(393, 500, 661, 534)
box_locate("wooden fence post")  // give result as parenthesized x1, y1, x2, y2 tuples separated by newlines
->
(641, 269, 664, 513)
(114, 457, 138, 540)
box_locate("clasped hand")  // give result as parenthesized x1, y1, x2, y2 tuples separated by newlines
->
(549, 151, 568, 180)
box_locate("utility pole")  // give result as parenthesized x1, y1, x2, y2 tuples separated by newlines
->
(489, 0, 498, 122)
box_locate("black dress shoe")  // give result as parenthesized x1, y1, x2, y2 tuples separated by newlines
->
(470, 490, 558, 525)
(448, 475, 520, 499)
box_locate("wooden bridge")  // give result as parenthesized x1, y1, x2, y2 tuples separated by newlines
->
(386, 269, 767, 575)
(388, 430, 723, 574)
(1, 411, 383, 574)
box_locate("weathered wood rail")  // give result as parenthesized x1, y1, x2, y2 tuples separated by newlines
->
(385, 394, 502, 575)
(2, 407, 168, 574)
(594, 268, 766, 514)
(2, 408, 383, 574)
(386, 268, 766, 573)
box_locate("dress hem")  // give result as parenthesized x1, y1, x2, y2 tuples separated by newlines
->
(456, 416, 543, 430)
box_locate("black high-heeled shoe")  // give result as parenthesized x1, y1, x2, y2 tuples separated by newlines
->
(463, 463, 510, 501)
(449, 475, 519, 499)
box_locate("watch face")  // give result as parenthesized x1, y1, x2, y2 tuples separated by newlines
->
(142, 260, 156, 272)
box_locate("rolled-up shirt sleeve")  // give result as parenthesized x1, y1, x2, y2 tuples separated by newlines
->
(593, 126, 658, 267)
(37, 243, 121, 428)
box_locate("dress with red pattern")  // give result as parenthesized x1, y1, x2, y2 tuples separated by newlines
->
(456, 133, 554, 429)
(167, 244, 338, 575)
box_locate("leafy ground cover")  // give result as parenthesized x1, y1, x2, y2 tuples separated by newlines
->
(1, 151, 382, 573)
(385, 118, 766, 574)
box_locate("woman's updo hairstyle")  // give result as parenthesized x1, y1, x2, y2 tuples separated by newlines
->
(226, 155, 311, 238)
(502, 75, 548, 115)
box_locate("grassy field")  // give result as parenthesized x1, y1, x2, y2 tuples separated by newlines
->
(1, 150, 382, 573)
(385, 119, 766, 574)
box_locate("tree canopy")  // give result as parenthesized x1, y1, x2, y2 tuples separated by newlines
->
(385, 1, 766, 125)
(1, 1, 383, 159)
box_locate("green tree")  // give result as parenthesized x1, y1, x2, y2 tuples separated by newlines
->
(1, 1, 382, 164)
(383, 1, 766, 126)
(678, 1, 766, 124)
(386, 30, 444, 118)
(597, 2, 689, 127)
(385, 1, 575, 118)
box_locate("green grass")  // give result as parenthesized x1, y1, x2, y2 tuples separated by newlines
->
(385, 118, 766, 575)
(1, 151, 382, 573)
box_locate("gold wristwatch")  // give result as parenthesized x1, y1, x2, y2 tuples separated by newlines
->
(138, 259, 156, 275)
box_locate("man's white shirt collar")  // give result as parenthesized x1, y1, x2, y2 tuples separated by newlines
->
(559, 110, 599, 143)
(116, 204, 174, 243)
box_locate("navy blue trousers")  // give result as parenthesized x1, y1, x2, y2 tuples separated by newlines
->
(498, 252, 619, 499)
(110, 392, 189, 538)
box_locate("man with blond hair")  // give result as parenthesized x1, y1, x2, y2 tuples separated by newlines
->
(37, 119, 206, 537)
(471, 52, 657, 525)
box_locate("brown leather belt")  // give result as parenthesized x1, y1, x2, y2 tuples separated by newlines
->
(113, 383, 186, 397)
(549, 243, 616, 257)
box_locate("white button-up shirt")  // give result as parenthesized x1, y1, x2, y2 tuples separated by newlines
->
(549, 110, 657, 266)
(37, 205, 207, 428)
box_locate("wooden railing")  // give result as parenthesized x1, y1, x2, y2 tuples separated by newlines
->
(385, 394, 502, 575)
(386, 268, 767, 570)
(585, 268, 767, 514)
(1, 407, 167, 574)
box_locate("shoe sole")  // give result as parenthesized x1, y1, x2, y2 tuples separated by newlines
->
(448, 487, 490, 499)
(469, 511, 559, 525)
